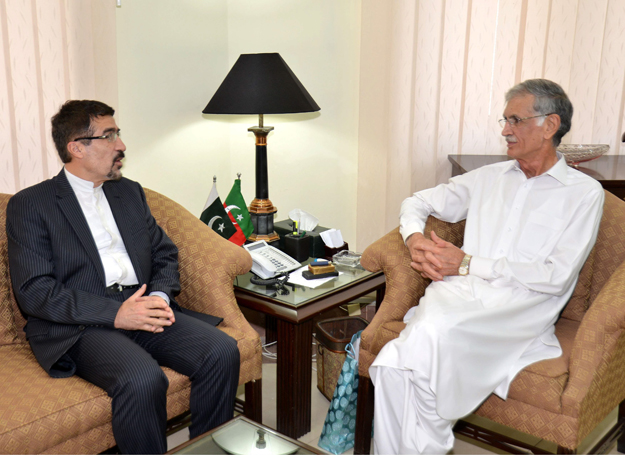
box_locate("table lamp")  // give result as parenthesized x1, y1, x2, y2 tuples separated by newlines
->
(203, 53, 320, 243)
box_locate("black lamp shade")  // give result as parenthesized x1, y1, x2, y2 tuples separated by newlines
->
(203, 53, 320, 114)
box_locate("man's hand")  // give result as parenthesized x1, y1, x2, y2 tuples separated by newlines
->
(406, 232, 443, 281)
(114, 284, 175, 333)
(406, 231, 466, 281)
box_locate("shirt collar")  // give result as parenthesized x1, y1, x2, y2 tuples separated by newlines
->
(505, 152, 568, 184)
(64, 167, 104, 194)
(545, 152, 568, 184)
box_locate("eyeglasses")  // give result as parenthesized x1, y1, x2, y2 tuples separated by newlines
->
(73, 130, 121, 143)
(498, 114, 555, 128)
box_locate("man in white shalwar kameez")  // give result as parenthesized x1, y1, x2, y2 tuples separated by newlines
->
(370, 79, 605, 454)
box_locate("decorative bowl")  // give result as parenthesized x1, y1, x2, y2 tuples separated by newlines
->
(557, 144, 609, 166)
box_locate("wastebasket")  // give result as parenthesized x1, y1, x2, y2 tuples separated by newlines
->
(314, 316, 369, 400)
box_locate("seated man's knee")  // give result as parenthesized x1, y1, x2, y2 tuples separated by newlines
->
(116, 363, 169, 398)
(204, 332, 240, 374)
(218, 334, 240, 370)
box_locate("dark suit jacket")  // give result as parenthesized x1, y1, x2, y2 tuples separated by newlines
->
(6, 169, 181, 377)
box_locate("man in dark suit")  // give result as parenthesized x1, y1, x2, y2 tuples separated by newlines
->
(6, 100, 240, 454)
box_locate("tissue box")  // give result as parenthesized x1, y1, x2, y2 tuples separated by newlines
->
(274, 220, 329, 258)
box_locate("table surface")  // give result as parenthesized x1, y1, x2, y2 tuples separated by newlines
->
(167, 415, 322, 454)
(448, 154, 625, 182)
(234, 261, 376, 309)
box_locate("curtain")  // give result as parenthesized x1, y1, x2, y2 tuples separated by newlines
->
(357, 0, 625, 250)
(0, 0, 117, 194)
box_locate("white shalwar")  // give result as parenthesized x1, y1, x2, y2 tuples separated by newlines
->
(370, 155, 604, 454)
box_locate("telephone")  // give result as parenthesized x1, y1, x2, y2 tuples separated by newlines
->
(243, 240, 301, 279)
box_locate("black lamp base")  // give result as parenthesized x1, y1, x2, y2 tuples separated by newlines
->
(249, 211, 279, 243)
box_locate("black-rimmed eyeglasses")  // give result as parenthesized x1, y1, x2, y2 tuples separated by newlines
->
(73, 131, 121, 143)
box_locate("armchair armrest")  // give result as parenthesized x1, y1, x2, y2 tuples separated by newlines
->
(563, 260, 625, 421)
(358, 218, 466, 376)
(360, 227, 428, 358)
(144, 188, 253, 332)
(167, 216, 253, 331)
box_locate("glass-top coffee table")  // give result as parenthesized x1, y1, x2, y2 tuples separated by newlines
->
(234, 263, 385, 439)
(168, 415, 324, 454)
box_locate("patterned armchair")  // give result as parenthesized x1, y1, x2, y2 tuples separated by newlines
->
(0, 189, 261, 454)
(354, 190, 625, 454)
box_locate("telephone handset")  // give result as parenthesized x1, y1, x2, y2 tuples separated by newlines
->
(243, 240, 301, 279)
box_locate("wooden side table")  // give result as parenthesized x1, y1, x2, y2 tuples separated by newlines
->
(234, 266, 385, 440)
(448, 154, 625, 199)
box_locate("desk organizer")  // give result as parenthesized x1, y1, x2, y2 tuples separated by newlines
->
(283, 233, 311, 262)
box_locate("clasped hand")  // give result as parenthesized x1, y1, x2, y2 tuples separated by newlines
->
(114, 284, 175, 333)
(406, 231, 465, 281)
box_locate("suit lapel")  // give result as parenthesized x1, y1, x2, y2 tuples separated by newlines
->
(103, 182, 145, 284)
(54, 169, 106, 285)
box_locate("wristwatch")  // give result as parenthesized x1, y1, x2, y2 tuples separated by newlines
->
(458, 254, 472, 276)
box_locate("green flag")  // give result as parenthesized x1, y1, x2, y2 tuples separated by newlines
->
(224, 177, 253, 239)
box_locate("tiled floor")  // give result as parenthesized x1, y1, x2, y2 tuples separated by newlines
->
(167, 309, 621, 454)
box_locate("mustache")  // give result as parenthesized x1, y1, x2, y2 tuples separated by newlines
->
(114, 152, 125, 161)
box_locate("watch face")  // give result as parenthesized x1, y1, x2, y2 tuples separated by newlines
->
(459, 267, 468, 275)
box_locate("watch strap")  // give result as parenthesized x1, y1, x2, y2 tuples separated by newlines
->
(459, 254, 472, 275)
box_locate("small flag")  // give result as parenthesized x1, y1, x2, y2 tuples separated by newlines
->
(224, 174, 253, 240)
(200, 177, 246, 245)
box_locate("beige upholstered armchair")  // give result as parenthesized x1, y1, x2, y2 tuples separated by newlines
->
(354, 190, 625, 454)
(0, 189, 261, 454)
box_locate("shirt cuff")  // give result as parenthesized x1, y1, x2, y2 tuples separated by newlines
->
(149, 291, 170, 306)
(400, 225, 425, 244)
(468, 256, 496, 281)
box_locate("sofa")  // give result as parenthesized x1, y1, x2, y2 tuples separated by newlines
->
(0, 188, 262, 454)
(355, 190, 625, 454)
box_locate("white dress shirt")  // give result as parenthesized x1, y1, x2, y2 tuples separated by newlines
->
(372, 154, 604, 420)
(65, 168, 139, 287)
(64, 169, 169, 304)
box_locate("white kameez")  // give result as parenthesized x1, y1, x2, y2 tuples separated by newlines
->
(370, 155, 604, 453)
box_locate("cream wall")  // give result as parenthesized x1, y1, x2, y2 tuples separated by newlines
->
(357, 0, 625, 250)
(116, 0, 362, 248)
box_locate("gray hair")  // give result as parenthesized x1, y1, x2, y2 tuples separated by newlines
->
(505, 79, 573, 147)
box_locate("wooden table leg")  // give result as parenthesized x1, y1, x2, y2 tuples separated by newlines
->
(265, 314, 277, 344)
(276, 318, 313, 439)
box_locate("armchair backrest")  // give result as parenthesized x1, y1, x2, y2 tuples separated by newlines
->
(0, 193, 27, 346)
(419, 190, 625, 323)
(561, 191, 625, 322)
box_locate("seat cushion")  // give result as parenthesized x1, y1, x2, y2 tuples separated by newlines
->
(364, 315, 578, 415)
(505, 318, 578, 414)
(0, 344, 191, 454)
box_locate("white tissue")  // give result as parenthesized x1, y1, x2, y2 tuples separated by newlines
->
(320, 229, 344, 248)
(288, 209, 319, 231)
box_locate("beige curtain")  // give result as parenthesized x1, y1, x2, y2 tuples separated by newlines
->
(357, 0, 625, 250)
(0, 0, 117, 194)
